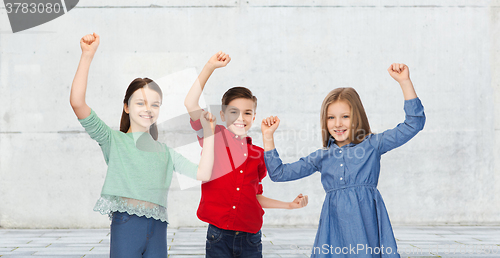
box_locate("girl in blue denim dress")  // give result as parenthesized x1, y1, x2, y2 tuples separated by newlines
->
(261, 63, 425, 258)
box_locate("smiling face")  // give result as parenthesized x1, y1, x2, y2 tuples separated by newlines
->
(124, 87, 162, 133)
(220, 98, 256, 137)
(327, 100, 352, 147)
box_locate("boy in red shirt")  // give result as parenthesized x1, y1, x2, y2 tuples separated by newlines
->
(184, 52, 308, 257)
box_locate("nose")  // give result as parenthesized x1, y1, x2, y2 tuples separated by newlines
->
(335, 118, 342, 127)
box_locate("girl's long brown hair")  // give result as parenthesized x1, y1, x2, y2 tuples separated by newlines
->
(120, 78, 162, 140)
(320, 87, 372, 147)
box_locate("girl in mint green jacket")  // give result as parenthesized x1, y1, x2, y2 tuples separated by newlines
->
(70, 33, 216, 258)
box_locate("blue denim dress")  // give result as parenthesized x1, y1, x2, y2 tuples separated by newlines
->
(264, 98, 425, 258)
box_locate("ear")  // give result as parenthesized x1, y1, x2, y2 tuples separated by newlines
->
(220, 110, 225, 122)
(252, 112, 256, 122)
(124, 103, 129, 114)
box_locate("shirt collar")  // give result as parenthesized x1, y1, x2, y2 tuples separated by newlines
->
(224, 126, 253, 144)
(327, 136, 355, 148)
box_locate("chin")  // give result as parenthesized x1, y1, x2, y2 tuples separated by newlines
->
(333, 136, 347, 142)
(236, 129, 247, 136)
(229, 127, 246, 136)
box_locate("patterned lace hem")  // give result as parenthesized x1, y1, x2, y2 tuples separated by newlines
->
(93, 195, 168, 223)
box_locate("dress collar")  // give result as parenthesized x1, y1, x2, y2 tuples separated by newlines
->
(327, 136, 355, 148)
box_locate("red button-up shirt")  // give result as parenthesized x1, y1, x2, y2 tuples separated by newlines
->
(191, 118, 266, 234)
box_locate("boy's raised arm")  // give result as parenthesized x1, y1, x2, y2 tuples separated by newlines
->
(184, 51, 231, 121)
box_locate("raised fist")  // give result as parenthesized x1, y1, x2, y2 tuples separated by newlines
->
(80, 33, 100, 55)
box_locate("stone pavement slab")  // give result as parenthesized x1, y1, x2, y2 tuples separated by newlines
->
(0, 226, 498, 257)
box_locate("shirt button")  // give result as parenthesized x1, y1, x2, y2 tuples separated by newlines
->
(241, 142, 244, 145)
(340, 164, 343, 167)
(240, 170, 243, 173)
(235, 135, 238, 138)
(339, 150, 342, 153)
(244, 153, 247, 156)
(236, 188, 240, 191)
(233, 206, 236, 209)
(340, 177, 343, 180)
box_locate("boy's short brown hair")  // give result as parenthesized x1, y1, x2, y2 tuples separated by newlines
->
(221, 86, 258, 112)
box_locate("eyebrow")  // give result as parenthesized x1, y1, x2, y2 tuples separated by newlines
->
(327, 113, 350, 115)
(136, 99, 161, 103)
(228, 108, 253, 112)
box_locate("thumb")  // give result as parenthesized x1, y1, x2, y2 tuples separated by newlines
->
(93, 33, 100, 43)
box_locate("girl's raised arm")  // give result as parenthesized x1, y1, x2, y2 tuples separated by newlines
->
(387, 63, 417, 100)
(261, 115, 280, 151)
(262, 116, 321, 182)
(374, 63, 425, 154)
(196, 111, 216, 181)
(70, 33, 100, 119)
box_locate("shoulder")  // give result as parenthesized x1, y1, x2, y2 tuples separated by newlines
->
(249, 142, 265, 158)
(251, 144, 264, 152)
(310, 147, 328, 155)
(215, 124, 225, 133)
(294, 147, 328, 164)
(353, 133, 379, 149)
(160, 141, 169, 150)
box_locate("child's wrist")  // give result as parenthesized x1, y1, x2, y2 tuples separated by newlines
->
(262, 132, 275, 138)
(81, 52, 95, 60)
(202, 126, 214, 136)
(398, 78, 412, 85)
(204, 63, 216, 71)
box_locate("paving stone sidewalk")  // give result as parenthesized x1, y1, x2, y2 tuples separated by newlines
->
(0, 226, 499, 257)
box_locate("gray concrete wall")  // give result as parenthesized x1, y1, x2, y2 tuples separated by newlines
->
(1, 0, 499, 228)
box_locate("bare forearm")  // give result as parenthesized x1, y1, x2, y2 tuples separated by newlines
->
(262, 133, 276, 152)
(70, 53, 94, 118)
(256, 195, 293, 209)
(399, 79, 417, 100)
(196, 131, 215, 181)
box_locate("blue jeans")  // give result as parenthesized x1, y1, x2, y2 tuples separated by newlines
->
(110, 212, 168, 258)
(205, 224, 262, 258)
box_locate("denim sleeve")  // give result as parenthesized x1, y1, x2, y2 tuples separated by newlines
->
(169, 147, 198, 179)
(264, 148, 322, 182)
(373, 97, 426, 155)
